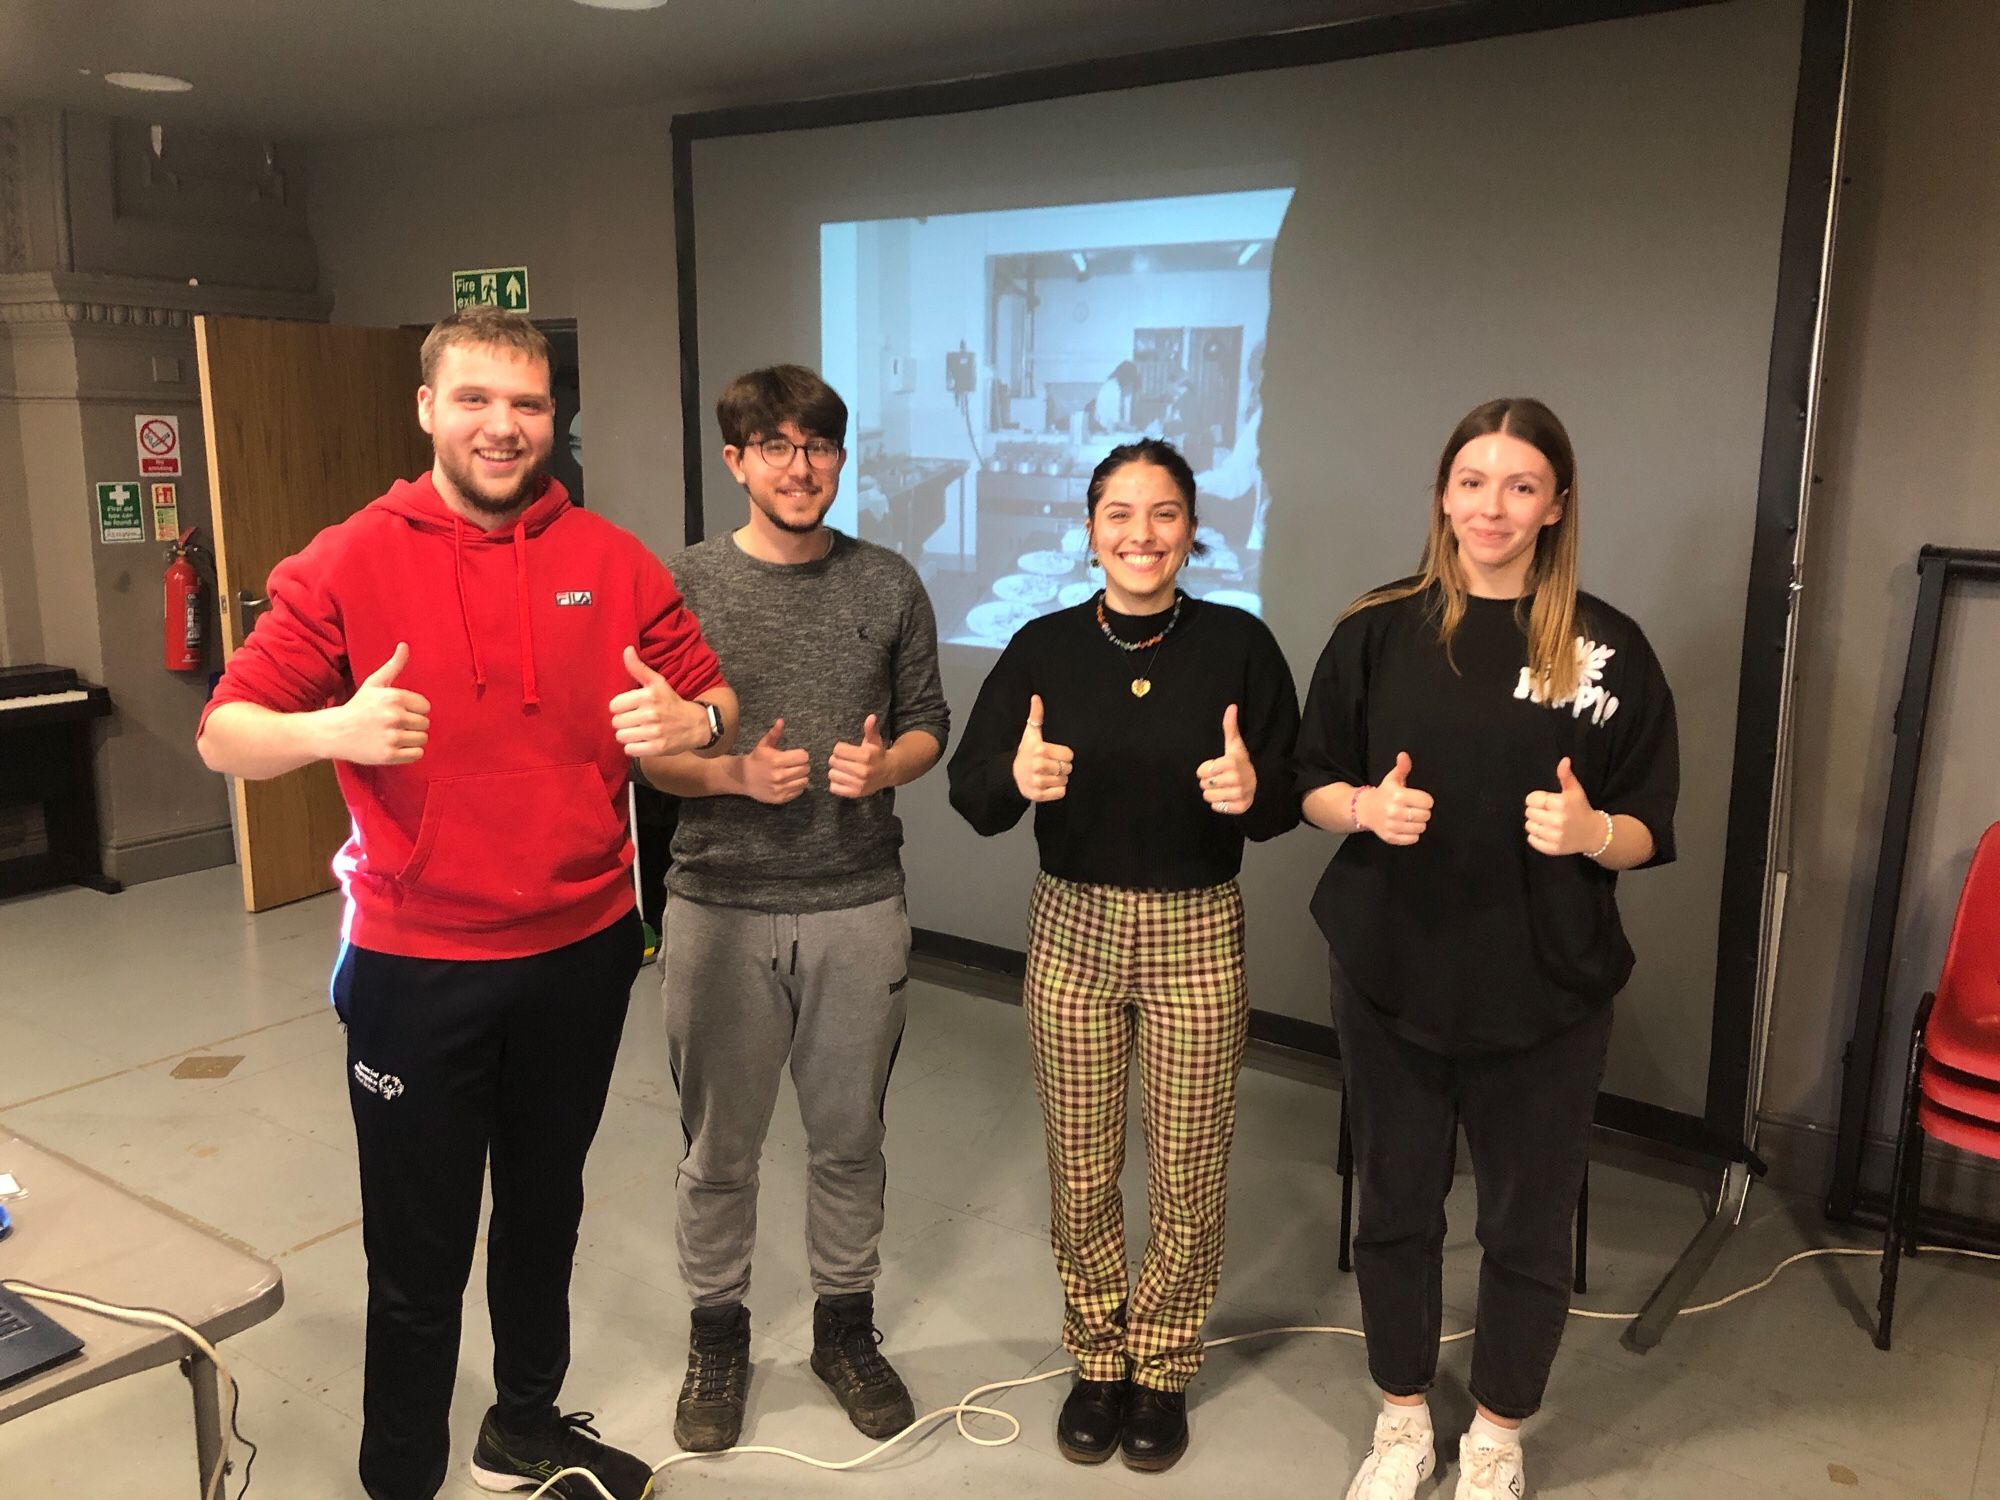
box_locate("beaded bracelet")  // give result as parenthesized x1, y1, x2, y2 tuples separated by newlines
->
(1588, 809, 1616, 861)
(1351, 784, 1374, 833)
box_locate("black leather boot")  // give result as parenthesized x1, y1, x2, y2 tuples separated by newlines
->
(1120, 1385, 1188, 1473)
(1056, 1376, 1131, 1465)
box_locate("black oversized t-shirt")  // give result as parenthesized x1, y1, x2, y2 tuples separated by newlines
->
(1295, 584, 1678, 1056)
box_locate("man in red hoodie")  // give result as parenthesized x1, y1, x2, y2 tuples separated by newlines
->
(198, 308, 735, 1500)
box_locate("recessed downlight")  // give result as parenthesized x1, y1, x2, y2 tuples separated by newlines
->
(105, 72, 194, 93)
(569, 0, 670, 9)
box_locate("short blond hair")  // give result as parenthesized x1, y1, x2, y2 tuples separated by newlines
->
(420, 307, 550, 387)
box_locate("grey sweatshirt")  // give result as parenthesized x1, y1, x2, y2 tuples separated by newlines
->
(663, 530, 950, 912)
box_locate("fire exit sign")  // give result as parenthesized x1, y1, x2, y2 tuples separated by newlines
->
(452, 267, 531, 313)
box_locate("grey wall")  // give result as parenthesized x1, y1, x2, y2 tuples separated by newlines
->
(1760, 0, 2000, 1208)
(307, 101, 687, 563)
(0, 108, 324, 884)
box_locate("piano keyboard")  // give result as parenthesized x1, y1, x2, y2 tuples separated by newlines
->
(0, 690, 89, 711)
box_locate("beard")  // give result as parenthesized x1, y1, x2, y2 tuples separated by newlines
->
(437, 446, 552, 518)
(749, 484, 834, 535)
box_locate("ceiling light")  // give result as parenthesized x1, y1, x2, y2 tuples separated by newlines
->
(105, 71, 194, 93)
(570, 0, 670, 9)
(1237, 241, 1262, 266)
(1070, 252, 1088, 274)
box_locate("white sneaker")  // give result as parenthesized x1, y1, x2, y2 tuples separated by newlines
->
(1345, 1410, 1437, 1499)
(1455, 1430, 1526, 1499)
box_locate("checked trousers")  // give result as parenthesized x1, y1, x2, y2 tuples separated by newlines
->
(1023, 872, 1249, 1392)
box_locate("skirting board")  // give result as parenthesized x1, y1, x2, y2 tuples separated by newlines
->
(1758, 1111, 2000, 1224)
(103, 823, 235, 887)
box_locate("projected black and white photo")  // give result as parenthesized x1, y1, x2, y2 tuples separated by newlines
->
(819, 189, 1293, 648)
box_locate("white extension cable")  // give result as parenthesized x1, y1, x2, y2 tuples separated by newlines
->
(10, 1243, 1998, 1500)
(499, 1241, 2000, 1500)
(1, 1279, 245, 1500)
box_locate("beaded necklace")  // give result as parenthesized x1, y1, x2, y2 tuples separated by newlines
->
(1095, 590, 1183, 698)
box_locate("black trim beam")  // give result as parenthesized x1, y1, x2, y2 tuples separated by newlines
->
(912, 927, 1755, 1174)
(672, 2, 1723, 145)
(1843, 1186, 2000, 1259)
(672, 123, 705, 551)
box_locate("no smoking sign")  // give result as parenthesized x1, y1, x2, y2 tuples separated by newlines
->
(136, 413, 182, 477)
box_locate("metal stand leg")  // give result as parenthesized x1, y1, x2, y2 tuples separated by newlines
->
(183, 1353, 226, 1498)
(1876, 994, 1933, 1350)
(1337, 1090, 1355, 1274)
(1622, 1159, 1753, 1353)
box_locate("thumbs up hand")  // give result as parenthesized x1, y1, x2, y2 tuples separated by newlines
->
(829, 713, 892, 799)
(1357, 750, 1433, 846)
(1196, 703, 1257, 817)
(743, 718, 811, 805)
(1525, 756, 1601, 856)
(328, 642, 431, 765)
(611, 646, 710, 758)
(1012, 694, 1075, 803)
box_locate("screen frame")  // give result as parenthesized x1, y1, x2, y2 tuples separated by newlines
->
(669, 0, 1851, 1170)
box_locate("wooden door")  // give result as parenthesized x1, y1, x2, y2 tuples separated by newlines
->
(196, 316, 430, 912)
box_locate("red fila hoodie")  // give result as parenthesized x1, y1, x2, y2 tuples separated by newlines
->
(201, 474, 723, 960)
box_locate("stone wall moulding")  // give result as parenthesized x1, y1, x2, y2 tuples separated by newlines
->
(0, 270, 331, 328)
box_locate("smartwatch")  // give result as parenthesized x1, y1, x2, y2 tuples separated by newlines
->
(699, 700, 724, 750)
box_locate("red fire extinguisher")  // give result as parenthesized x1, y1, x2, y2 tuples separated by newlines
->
(165, 526, 206, 672)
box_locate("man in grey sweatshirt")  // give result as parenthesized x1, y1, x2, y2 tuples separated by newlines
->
(637, 365, 949, 1455)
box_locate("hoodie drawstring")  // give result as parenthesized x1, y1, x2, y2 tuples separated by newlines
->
(452, 517, 487, 690)
(514, 523, 540, 706)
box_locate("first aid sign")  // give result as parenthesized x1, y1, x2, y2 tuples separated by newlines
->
(136, 414, 182, 477)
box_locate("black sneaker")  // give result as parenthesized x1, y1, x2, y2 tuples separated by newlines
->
(808, 1291, 916, 1439)
(675, 1302, 752, 1452)
(470, 1406, 654, 1499)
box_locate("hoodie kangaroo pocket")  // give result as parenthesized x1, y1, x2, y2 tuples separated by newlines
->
(396, 762, 624, 929)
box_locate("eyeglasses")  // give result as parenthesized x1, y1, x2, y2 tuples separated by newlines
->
(746, 435, 844, 470)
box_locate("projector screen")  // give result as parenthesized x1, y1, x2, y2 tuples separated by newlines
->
(819, 189, 1293, 644)
(680, 0, 1813, 1124)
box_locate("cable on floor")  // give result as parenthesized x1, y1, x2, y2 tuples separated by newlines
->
(1, 1278, 257, 1500)
(495, 1241, 2000, 1500)
(17, 1243, 1999, 1500)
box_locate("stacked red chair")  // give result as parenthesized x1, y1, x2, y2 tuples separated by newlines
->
(1876, 820, 2000, 1349)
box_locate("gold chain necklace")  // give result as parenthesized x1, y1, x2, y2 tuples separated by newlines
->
(1096, 591, 1182, 698)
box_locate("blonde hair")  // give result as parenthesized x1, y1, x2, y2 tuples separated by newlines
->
(1341, 397, 1583, 701)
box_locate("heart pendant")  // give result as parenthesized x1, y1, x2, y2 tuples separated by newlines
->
(1131, 678, 1151, 698)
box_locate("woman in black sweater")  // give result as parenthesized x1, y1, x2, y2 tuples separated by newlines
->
(948, 439, 1299, 1474)
(1297, 399, 1678, 1500)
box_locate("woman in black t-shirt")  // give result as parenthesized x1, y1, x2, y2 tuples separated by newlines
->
(948, 439, 1299, 1475)
(1296, 399, 1677, 1500)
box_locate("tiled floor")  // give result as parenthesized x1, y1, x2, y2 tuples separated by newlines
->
(1, 866, 1996, 1497)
